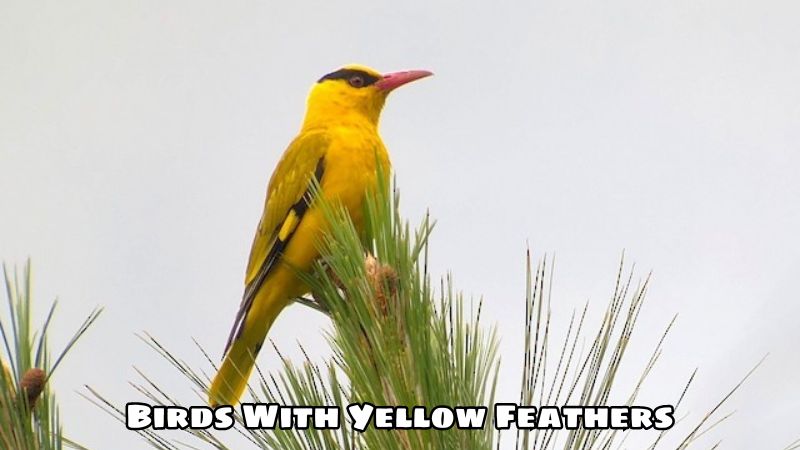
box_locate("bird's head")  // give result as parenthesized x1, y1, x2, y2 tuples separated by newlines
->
(302, 64, 432, 130)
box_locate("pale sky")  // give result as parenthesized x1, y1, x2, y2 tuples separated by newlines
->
(1, 0, 798, 449)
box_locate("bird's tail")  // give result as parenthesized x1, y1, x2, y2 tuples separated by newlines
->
(208, 287, 287, 406)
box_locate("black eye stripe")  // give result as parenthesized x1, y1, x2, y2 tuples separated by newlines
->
(318, 69, 380, 87)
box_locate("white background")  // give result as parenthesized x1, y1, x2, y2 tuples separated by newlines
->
(1, 0, 798, 448)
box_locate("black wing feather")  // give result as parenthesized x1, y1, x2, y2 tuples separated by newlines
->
(223, 157, 325, 354)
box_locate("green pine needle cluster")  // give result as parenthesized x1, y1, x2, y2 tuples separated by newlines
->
(292, 176, 500, 449)
(512, 255, 770, 450)
(0, 262, 101, 450)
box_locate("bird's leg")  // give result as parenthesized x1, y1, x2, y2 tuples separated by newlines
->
(292, 295, 330, 315)
(291, 254, 399, 323)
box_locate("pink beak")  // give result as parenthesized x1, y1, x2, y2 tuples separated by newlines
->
(375, 69, 433, 91)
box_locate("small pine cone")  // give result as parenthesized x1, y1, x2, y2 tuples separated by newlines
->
(365, 254, 379, 279)
(365, 254, 399, 316)
(20, 368, 46, 407)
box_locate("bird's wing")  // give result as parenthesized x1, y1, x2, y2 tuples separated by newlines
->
(224, 131, 329, 352)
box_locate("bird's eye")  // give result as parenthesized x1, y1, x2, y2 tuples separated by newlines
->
(348, 75, 365, 88)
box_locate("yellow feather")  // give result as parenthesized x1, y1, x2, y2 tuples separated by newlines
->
(208, 64, 429, 406)
(277, 210, 300, 242)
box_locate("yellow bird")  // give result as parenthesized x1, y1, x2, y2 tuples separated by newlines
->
(208, 64, 432, 406)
